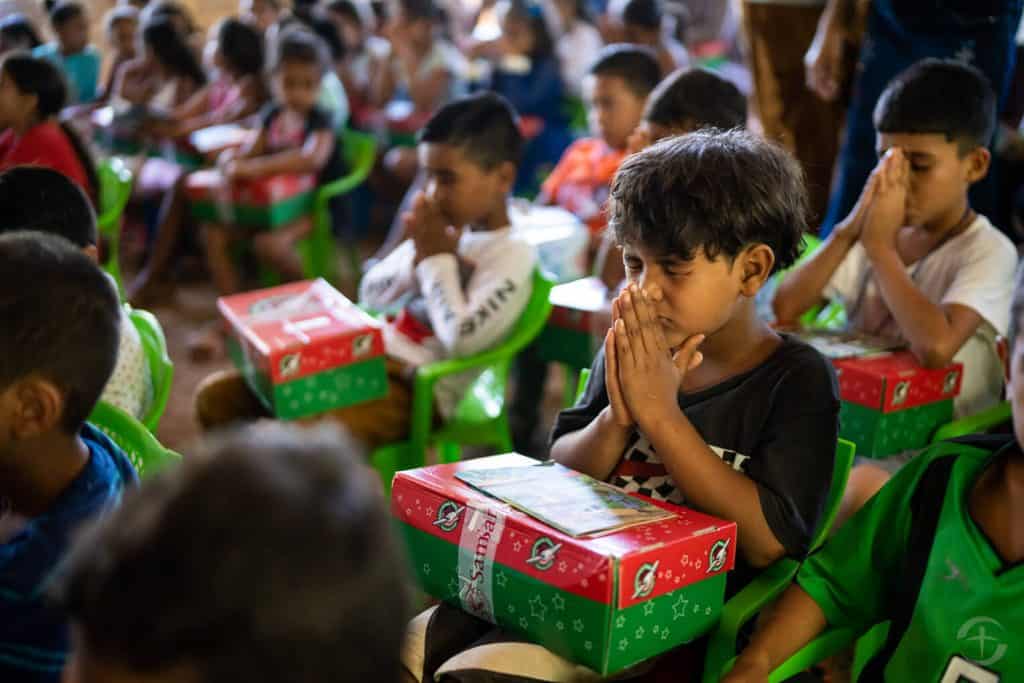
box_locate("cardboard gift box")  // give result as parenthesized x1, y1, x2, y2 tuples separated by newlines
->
(186, 169, 317, 227)
(509, 201, 588, 283)
(219, 279, 388, 419)
(393, 454, 737, 676)
(536, 277, 609, 370)
(789, 331, 963, 456)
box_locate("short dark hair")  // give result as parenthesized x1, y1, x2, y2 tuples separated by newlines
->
(50, 0, 84, 27)
(326, 0, 363, 26)
(0, 13, 43, 50)
(0, 232, 120, 433)
(874, 58, 997, 151)
(217, 17, 264, 76)
(270, 26, 328, 73)
(418, 92, 524, 169)
(50, 423, 409, 683)
(609, 129, 806, 272)
(396, 0, 436, 22)
(645, 67, 747, 131)
(588, 44, 661, 100)
(621, 0, 661, 30)
(0, 166, 97, 247)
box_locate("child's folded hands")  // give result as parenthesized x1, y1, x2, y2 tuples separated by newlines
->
(611, 283, 704, 431)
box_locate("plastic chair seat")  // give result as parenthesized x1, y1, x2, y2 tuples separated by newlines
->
(127, 306, 173, 432)
(370, 270, 555, 491)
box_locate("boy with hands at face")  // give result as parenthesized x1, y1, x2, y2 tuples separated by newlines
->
(774, 59, 1018, 420)
(551, 130, 840, 589)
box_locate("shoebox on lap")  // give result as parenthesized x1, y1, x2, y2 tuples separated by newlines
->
(509, 201, 588, 283)
(794, 331, 962, 457)
(536, 277, 608, 370)
(186, 169, 316, 228)
(393, 454, 737, 676)
(219, 279, 388, 419)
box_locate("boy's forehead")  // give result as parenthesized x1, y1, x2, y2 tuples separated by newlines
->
(585, 73, 640, 102)
(875, 131, 957, 157)
(418, 142, 470, 170)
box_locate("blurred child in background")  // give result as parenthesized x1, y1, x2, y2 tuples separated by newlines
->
(97, 6, 139, 103)
(619, 0, 687, 76)
(551, 0, 602, 98)
(0, 13, 42, 54)
(33, 1, 100, 104)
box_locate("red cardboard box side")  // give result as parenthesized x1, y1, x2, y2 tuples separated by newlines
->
(833, 352, 963, 412)
(219, 280, 386, 384)
(392, 459, 737, 607)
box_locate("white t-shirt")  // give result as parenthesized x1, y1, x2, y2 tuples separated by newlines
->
(101, 308, 154, 421)
(358, 227, 537, 417)
(825, 214, 1018, 417)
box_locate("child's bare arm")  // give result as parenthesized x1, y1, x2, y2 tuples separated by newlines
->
(773, 172, 876, 324)
(370, 51, 399, 108)
(615, 286, 787, 567)
(862, 149, 983, 367)
(228, 130, 333, 179)
(721, 586, 829, 683)
(550, 330, 637, 480)
(407, 67, 450, 115)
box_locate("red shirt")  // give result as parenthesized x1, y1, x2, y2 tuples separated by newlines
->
(541, 138, 626, 236)
(0, 122, 93, 198)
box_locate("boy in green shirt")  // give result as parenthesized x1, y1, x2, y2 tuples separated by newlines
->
(725, 267, 1024, 682)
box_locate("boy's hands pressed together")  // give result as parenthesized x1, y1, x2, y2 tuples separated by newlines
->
(408, 191, 462, 264)
(604, 298, 634, 429)
(612, 284, 704, 432)
(861, 148, 909, 256)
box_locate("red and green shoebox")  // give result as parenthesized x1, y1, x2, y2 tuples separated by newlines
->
(219, 279, 388, 419)
(536, 277, 609, 370)
(392, 454, 737, 675)
(833, 351, 963, 457)
(186, 169, 316, 228)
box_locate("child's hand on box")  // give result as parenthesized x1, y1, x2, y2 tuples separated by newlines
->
(861, 148, 909, 255)
(612, 284, 704, 430)
(409, 191, 462, 264)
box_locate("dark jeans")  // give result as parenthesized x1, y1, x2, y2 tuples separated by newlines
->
(821, 0, 1023, 236)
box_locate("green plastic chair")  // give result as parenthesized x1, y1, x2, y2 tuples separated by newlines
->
(371, 270, 555, 492)
(701, 438, 857, 683)
(88, 400, 181, 478)
(127, 306, 174, 432)
(96, 157, 134, 296)
(296, 128, 377, 285)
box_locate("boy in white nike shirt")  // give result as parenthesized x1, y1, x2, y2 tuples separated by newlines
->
(196, 93, 536, 448)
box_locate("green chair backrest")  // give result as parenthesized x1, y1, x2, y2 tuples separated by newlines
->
(931, 401, 1011, 444)
(810, 438, 856, 552)
(575, 368, 591, 404)
(127, 306, 174, 432)
(96, 157, 133, 237)
(89, 400, 181, 478)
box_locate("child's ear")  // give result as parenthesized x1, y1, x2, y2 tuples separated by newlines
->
(82, 244, 99, 263)
(965, 146, 991, 184)
(738, 244, 775, 296)
(496, 160, 517, 194)
(11, 377, 64, 440)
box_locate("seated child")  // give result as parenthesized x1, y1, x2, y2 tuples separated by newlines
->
(538, 44, 661, 271)
(0, 54, 98, 200)
(0, 166, 154, 420)
(326, 0, 391, 125)
(111, 14, 206, 113)
(372, 0, 459, 185)
(240, 0, 282, 33)
(473, 0, 574, 196)
(403, 130, 840, 682)
(197, 27, 345, 296)
(33, 1, 100, 105)
(724, 266, 1024, 683)
(195, 93, 537, 450)
(552, 0, 604, 98)
(620, 0, 688, 77)
(509, 65, 747, 455)
(97, 5, 138, 103)
(0, 12, 43, 54)
(49, 422, 407, 683)
(127, 17, 269, 303)
(773, 59, 1019, 421)
(0, 231, 137, 682)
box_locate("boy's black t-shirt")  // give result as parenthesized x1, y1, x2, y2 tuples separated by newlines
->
(550, 334, 840, 593)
